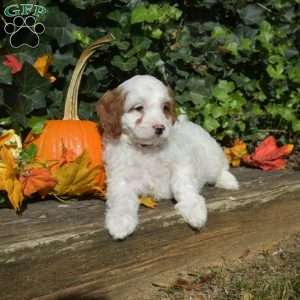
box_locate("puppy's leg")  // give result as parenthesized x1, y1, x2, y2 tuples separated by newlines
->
(216, 169, 239, 190)
(105, 180, 139, 240)
(171, 166, 207, 229)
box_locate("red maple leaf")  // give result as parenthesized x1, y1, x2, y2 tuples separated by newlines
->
(20, 168, 57, 197)
(3, 54, 23, 74)
(243, 136, 294, 171)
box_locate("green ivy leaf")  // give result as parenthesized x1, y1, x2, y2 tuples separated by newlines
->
(257, 21, 274, 48)
(267, 64, 286, 80)
(86, 66, 108, 81)
(111, 55, 138, 71)
(151, 28, 163, 39)
(188, 92, 205, 107)
(124, 36, 152, 58)
(26, 90, 47, 111)
(52, 51, 77, 76)
(240, 38, 252, 51)
(131, 5, 155, 24)
(292, 120, 300, 132)
(108, 10, 130, 27)
(281, 107, 296, 122)
(113, 40, 131, 51)
(79, 102, 98, 120)
(211, 106, 226, 118)
(141, 51, 161, 71)
(212, 80, 235, 101)
(72, 30, 92, 46)
(19, 144, 37, 164)
(15, 63, 50, 103)
(204, 116, 220, 132)
(44, 7, 76, 47)
(239, 4, 264, 25)
(224, 41, 239, 56)
(131, 4, 181, 24)
(211, 26, 227, 39)
(230, 92, 246, 109)
(288, 66, 300, 83)
(0, 64, 12, 85)
(27, 116, 47, 134)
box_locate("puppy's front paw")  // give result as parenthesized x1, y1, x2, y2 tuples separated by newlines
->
(175, 196, 207, 229)
(216, 170, 239, 190)
(105, 211, 138, 240)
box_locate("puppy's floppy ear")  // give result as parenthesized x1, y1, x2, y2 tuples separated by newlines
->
(167, 86, 177, 124)
(96, 88, 125, 139)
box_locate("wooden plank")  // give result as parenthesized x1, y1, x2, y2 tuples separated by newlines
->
(0, 168, 299, 300)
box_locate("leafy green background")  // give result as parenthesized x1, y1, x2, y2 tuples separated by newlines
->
(0, 0, 299, 147)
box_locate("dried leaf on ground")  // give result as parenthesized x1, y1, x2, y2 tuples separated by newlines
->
(243, 136, 294, 170)
(0, 146, 23, 209)
(224, 139, 248, 167)
(139, 196, 157, 208)
(53, 151, 100, 196)
(20, 167, 57, 197)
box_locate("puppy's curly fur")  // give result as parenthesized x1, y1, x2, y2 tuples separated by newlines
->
(97, 75, 239, 239)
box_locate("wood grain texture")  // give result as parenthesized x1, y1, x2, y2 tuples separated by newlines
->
(0, 168, 299, 300)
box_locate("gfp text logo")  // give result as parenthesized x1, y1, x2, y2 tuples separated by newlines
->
(3, 4, 47, 48)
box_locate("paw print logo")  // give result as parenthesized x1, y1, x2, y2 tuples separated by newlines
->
(4, 16, 45, 48)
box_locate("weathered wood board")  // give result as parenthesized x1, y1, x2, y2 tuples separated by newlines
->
(0, 168, 299, 300)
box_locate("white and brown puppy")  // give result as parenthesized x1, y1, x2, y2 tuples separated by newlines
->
(97, 75, 239, 239)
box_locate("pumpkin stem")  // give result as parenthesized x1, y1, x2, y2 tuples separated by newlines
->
(63, 35, 114, 120)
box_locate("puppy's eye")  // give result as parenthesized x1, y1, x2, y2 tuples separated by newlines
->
(133, 105, 144, 112)
(163, 103, 170, 113)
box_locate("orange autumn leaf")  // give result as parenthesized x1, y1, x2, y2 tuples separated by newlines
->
(243, 136, 294, 171)
(224, 139, 248, 167)
(33, 54, 51, 76)
(0, 146, 23, 209)
(33, 54, 56, 83)
(20, 168, 57, 197)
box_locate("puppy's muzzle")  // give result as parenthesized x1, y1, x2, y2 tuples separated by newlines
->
(153, 124, 165, 136)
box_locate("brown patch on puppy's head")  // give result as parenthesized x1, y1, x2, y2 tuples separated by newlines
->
(96, 88, 125, 139)
(166, 87, 177, 124)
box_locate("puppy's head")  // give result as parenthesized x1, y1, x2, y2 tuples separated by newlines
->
(97, 75, 176, 146)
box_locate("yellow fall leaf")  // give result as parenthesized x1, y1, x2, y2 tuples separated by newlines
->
(96, 192, 158, 209)
(139, 196, 157, 208)
(33, 54, 56, 83)
(224, 139, 248, 167)
(0, 162, 6, 190)
(0, 129, 22, 159)
(0, 146, 23, 209)
(286, 144, 294, 155)
(53, 151, 100, 196)
(0, 132, 12, 145)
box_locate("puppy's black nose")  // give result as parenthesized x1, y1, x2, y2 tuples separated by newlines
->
(153, 124, 165, 135)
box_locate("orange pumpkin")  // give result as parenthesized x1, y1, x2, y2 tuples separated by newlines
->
(24, 36, 113, 189)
